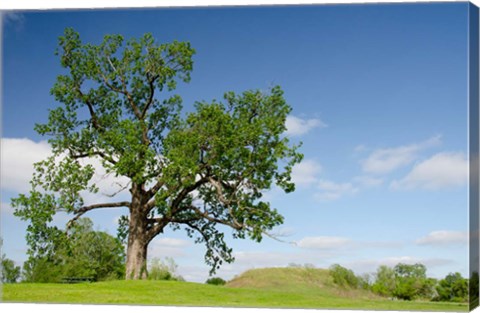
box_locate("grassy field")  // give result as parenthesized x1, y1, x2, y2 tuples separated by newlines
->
(1, 267, 469, 311)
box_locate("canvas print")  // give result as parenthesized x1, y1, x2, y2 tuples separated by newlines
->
(0, 2, 479, 312)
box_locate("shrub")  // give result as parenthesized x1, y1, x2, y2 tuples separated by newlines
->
(206, 277, 226, 285)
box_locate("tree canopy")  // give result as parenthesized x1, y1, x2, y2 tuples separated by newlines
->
(13, 28, 302, 279)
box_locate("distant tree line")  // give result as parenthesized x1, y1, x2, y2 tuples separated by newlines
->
(329, 263, 469, 303)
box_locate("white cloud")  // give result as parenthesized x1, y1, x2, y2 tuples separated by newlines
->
(391, 152, 468, 190)
(0, 137, 130, 204)
(314, 179, 358, 201)
(148, 237, 191, 259)
(296, 236, 402, 251)
(296, 236, 351, 249)
(1, 138, 52, 193)
(309, 175, 381, 202)
(285, 115, 326, 136)
(352, 175, 383, 188)
(361, 135, 442, 175)
(291, 159, 322, 187)
(415, 230, 468, 246)
(155, 237, 190, 248)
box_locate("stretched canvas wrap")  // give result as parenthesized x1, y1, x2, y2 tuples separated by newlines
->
(1, 1, 479, 312)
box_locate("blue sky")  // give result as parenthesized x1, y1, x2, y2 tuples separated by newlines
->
(0, 2, 472, 282)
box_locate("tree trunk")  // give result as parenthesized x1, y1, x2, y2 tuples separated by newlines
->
(125, 186, 149, 280)
(125, 229, 148, 279)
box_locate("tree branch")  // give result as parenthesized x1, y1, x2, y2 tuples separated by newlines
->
(184, 221, 210, 243)
(186, 205, 243, 230)
(97, 64, 142, 120)
(69, 149, 118, 165)
(146, 217, 169, 240)
(141, 75, 159, 119)
(171, 177, 209, 210)
(144, 176, 208, 222)
(76, 87, 101, 130)
(208, 177, 232, 206)
(101, 181, 130, 198)
(180, 205, 294, 245)
(145, 180, 164, 200)
(119, 76, 143, 119)
(66, 201, 131, 230)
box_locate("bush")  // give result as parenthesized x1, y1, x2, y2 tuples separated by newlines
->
(329, 264, 359, 289)
(206, 277, 226, 285)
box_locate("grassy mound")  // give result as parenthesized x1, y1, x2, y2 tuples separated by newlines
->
(227, 267, 377, 300)
(227, 267, 332, 290)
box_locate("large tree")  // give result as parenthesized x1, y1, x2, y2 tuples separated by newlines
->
(13, 28, 302, 279)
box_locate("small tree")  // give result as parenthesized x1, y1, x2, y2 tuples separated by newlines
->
(329, 264, 359, 289)
(20, 220, 66, 283)
(13, 28, 302, 280)
(1, 255, 21, 283)
(372, 265, 396, 297)
(62, 218, 125, 281)
(148, 257, 179, 281)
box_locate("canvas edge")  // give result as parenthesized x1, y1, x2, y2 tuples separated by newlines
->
(469, 1, 480, 312)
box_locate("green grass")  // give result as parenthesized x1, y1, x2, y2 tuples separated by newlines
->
(1, 267, 469, 311)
